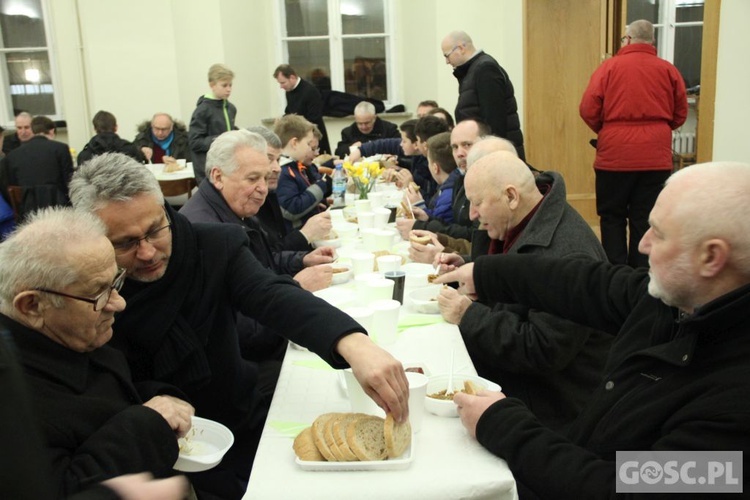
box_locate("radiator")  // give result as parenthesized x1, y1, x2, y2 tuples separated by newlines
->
(672, 131, 696, 154)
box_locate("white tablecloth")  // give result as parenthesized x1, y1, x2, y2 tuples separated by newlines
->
(245, 278, 517, 499)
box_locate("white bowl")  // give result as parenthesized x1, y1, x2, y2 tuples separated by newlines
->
(312, 237, 342, 249)
(424, 374, 501, 417)
(330, 263, 353, 285)
(408, 285, 443, 314)
(401, 263, 435, 288)
(174, 416, 234, 472)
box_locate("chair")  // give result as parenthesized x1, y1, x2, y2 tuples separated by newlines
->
(158, 178, 196, 198)
(6, 185, 23, 221)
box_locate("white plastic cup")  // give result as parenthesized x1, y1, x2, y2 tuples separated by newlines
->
(350, 252, 375, 276)
(354, 199, 372, 215)
(345, 192, 357, 206)
(373, 229, 395, 251)
(369, 299, 401, 346)
(360, 228, 379, 251)
(342, 306, 374, 334)
(376, 254, 402, 273)
(372, 207, 391, 228)
(405, 371, 428, 433)
(362, 278, 394, 304)
(358, 211, 375, 230)
(368, 191, 386, 209)
(344, 368, 383, 416)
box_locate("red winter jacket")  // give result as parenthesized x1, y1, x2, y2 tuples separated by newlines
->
(579, 44, 687, 172)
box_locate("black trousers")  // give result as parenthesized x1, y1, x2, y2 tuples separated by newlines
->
(595, 169, 671, 268)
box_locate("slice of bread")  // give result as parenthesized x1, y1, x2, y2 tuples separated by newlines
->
(333, 413, 366, 461)
(293, 426, 326, 461)
(323, 413, 346, 461)
(312, 413, 340, 461)
(346, 415, 387, 461)
(383, 413, 411, 459)
(464, 380, 482, 395)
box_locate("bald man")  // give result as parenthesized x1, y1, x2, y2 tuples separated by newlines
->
(441, 31, 525, 160)
(438, 162, 750, 498)
(2, 112, 33, 155)
(431, 151, 609, 430)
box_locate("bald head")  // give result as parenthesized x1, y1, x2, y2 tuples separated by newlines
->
(626, 20, 654, 44)
(466, 136, 518, 168)
(441, 31, 476, 67)
(465, 151, 542, 240)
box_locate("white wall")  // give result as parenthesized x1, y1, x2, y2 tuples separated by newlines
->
(713, 0, 750, 162)
(45, 0, 743, 161)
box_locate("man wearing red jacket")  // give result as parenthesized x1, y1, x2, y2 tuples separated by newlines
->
(580, 19, 687, 268)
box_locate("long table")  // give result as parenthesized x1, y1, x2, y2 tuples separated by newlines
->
(244, 256, 518, 498)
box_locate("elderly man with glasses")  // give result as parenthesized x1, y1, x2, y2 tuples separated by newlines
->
(134, 112, 192, 164)
(441, 30, 525, 160)
(69, 152, 408, 500)
(0, 207, 194, 497)
(334, 100, 399, 158)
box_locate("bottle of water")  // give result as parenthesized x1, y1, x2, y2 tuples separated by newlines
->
(332, 164, 346, 207)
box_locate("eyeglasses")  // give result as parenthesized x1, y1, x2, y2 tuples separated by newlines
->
(36, 268, 127, 312)
(112, 212, 172, 255)
(620, 35, 631, 44)
(443, 45, 460, 59)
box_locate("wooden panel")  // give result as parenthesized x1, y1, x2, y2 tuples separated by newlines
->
(697, 0, 720, 163)
(524, 0, 606, 226)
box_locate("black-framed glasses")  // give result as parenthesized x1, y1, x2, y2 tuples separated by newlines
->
(443, 45, 460, 59)
(620, 35, 631, 44)
(112, 211, 172, 255)
(35, 268, 127, 312)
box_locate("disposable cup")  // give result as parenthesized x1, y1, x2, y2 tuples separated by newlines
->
(350, 252, 375, 276)
(405, 371, 428, 433)
(376, 254, 402, 273)
(369, 299, 400, 346)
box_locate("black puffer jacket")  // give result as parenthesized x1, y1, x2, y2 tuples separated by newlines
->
(133, 120, 192, 161)
(77, 132, 142, 166)
(453, 51, 525, 160)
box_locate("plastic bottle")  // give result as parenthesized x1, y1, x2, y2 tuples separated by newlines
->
(332, 164, 347, 207)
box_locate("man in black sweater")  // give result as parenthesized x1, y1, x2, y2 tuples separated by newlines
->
(335, 101, 400, 158)
(274, 64, 331, 154)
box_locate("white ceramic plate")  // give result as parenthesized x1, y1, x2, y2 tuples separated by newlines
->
(296, 439, 414, 471)
(174, 416, 234, 472)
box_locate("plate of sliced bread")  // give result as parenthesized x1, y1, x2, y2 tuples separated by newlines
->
(293, 412, 413, 471)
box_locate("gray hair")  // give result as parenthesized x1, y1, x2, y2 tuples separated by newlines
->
(444, 30, 473, 47)
(69, 152, 164, 213)
(354, 101, 376, 116)
(205, 130, 267, 179)
(667, 162, 750, 274)
(0, 208, 106, 311)
(246, 126, 282, 149)
(466, 136, 517, 168)
(627, 20, 655, 43)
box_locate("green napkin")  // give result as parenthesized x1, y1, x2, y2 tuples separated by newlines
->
(268, 421, 309, 437)
(292, 359, 334, 371)
(397, 314, 445, 331)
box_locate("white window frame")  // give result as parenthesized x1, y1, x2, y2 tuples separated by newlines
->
(651, 0, 704, 63)
(0, 0, 63, 126)
(274, 0, 398, 111)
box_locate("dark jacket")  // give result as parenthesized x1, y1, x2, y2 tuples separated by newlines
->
(276, 157, 330, 230)
(413, 171, 476, 240)
(334, 117, 400, 158)
(110, 209, 363, 481)
(3, 135, 74, 217)
(257, 191, 313, 253)
(415, 168, 461, 223)
(459, 171, 610, 430)
(0, 314, 179, 498)
(2, 132, 23, 155)
(453, 51, 525, 160)
(77, 132, 142, 166)
(133, 120, 192, 163)
(188, 95, 237, 183)
(471, 256, 750, 499)
(285, 78, 331, 154)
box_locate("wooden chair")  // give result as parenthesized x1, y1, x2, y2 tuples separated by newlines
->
(158, 178, 196, 198)
(6, 185, 23, 222)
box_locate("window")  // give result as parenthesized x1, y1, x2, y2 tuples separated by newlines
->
(627, 0, 703, 88)
(278, 0, 394, 103)
(0, 0, 61, 124)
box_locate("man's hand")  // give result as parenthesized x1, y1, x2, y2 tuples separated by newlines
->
(300, 211, 333, 243)
(143, 395, 194, 437)
(437, 286, 473, 324)
(434, 263, 477, 299)
(348, 147, 362, 162)
(434, 252, 465, 274)
(408, 230, 443, 264)
(303, 246, 336, 267)
(336, 333, 409, 422)
(393, 169, 414, 189)
(102, 473, 188, 500)
(413, 206, 428, 221)
(405, 184, 424, 206)
(294, 264, 333, 291)
(396, 218, 416, 240)
(141, 147, 153, 162)
(454, 390, 506, 438)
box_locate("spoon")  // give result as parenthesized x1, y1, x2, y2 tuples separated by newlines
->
(447, 350, 456, 394)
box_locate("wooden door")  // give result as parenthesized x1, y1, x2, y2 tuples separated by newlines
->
(524, 0, 611, 227)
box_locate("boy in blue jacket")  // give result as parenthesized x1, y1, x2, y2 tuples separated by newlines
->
(406, 132, 459, 223)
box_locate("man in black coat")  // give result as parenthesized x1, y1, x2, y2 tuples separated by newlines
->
(0, 208, 192, 498)
(2, 115, 74, 218)
(442, 31, 525, 160)
(78, 110, 143, 166)
(1, 111, 34, 155)
(134, 113, 192, 164)
(334, 101, 400, 158)
(273, 64, 332, 155)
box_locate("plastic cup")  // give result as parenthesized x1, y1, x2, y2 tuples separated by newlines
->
(376, 254, 402, 273)
(342, 306, 374, 334)
(358, 211, 375, 230)
(372, 207, 391, 228)
(361, 278, 394, 304)
(350, 252, 375, 276)
(405, 371, 428, 433)
(344, 368, 383, 416)
(373, 229, 395, 251)
(354, 199, 372, 215)
(370, 299, 401, 346)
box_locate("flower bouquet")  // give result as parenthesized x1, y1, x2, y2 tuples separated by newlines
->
(343, 160, 384, 200)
